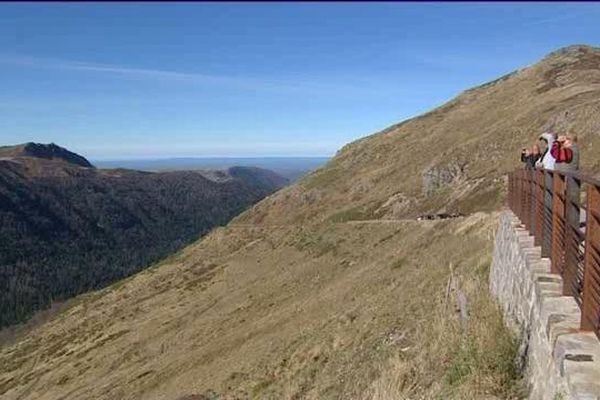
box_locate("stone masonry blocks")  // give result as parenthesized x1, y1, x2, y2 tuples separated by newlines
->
(490, 211, 600, 400)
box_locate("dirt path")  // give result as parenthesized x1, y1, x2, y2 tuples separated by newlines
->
(229, 215, 467, 229)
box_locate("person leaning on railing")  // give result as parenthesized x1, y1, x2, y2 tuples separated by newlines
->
(520, 144, 541, 170)
(535, 132, 557, 170)
(551, 134, 580, 172)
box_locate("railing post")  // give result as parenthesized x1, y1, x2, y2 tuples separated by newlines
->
(516, 170, 522, 221)
(519, 169, 527, 222)
(541, 170, 554, 258)
(508, 173, 513, 210)
(581, 184, 600, 333)
(530, 169, 536, 234)
(512, 172, 516, 211)
(521, 170, 528, 225)
(535, 169, 545, 248)
(524, 169, 532, 232)
(512, 171, 517, 215)
(563, 175, 582, 297)
(551, 172, 566, 274)
(523, 171, 528, 221)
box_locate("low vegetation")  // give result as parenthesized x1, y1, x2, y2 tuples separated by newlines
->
(370, 256, 524, 399)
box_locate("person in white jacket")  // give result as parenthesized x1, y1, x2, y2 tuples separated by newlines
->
(535, 132, 556, 170)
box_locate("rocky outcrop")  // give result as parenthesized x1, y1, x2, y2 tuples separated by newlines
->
(421, 160, 467, 196)
(375, 192, 415, 219)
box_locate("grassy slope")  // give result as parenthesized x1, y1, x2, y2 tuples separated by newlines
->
(0, 214, 519, 399)
(2, 45, 600, 399)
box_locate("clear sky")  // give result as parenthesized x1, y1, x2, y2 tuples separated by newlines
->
(1, 2, 599, 159)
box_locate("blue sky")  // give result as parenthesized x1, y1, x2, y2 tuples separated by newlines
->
(0, 3, 599, 159)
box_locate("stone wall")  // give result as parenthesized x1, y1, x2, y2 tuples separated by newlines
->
(490, 211, 600, 400)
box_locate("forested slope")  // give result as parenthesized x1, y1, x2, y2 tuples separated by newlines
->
(0, 145, 287, 328)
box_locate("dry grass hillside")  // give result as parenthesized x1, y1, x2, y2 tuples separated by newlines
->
(2, 44, 600, 400)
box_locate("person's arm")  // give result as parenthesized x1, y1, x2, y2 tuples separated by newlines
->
(563, 147, 573, 163)
(521, 152, 527, 162)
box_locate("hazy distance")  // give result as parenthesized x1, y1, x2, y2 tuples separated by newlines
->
(93, 156, 330, 181)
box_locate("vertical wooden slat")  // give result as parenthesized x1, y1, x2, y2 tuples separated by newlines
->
(522, 170, 528, 226)
(508, 173, 513, 210)
(516, 171, 523, 221)
(523, 170, 528, 223)
(523, 170, 530, 231)
(551, 173, 566, 274)
(563, 175, 581, 297)
(530, 169, 536, 234)
(541, 170, 554, 258)
(534, 169, 545, 248)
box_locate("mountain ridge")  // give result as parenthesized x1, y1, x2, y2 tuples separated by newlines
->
(0, 142, 94, 168)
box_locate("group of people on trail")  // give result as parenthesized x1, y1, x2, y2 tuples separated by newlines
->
(520, 132, 580, 172)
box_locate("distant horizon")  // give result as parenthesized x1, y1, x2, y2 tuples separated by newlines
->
(1, 140, 335, 160)
(91, 155, 333, 162)
(92, 154, 330, 180)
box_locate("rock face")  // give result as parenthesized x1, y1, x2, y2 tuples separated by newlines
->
(374, 192, 414, 219)
(421, 160, 467, 196)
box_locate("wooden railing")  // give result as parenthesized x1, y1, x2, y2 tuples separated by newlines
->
(508, 168, 600, 338)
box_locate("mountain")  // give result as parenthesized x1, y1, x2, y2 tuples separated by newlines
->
(94, 157, 331, 182)
(0, 142, 94, 168)
(239, 45, 600, 228)
(0, 144, 288, 328)
(2, 45, 600, 400)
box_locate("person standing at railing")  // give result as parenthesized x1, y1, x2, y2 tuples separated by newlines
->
(535, 132, 557, 170)
(551, 134, 580, 172)
(520, 144, 541, 170)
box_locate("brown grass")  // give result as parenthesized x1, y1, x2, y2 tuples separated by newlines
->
(369, 262, 524, 400)
(0, 213, 524, 399)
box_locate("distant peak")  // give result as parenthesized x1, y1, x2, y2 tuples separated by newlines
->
(0, 142, 94, 168)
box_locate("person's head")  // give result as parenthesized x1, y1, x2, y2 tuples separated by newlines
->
(532, 144, 540, 155)
(557, 135, 567, 144)
(565, 134, 578, 148)
(538, 136, 548, 151)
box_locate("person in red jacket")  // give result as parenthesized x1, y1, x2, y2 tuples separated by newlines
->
(551, 134, 580, 172)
